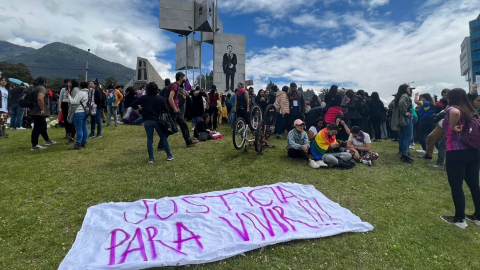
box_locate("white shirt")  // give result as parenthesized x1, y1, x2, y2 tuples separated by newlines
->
(348, 133, 371, 147)
(308, 126, 320, 137)
(0, 87, 8, 112)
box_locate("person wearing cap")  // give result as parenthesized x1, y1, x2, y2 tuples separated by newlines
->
(8, 82, 28, 130)
(208, 85, 220, 130)
(311, 123, 352, 167)
(391, 84, 414, 163)
(287, 119, 325, 169)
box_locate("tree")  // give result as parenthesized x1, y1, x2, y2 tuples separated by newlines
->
(195, 71, 213, 90)
(77, 75, 85, 82)
(319, 88, 329, 102)
(266, 80, 275, 91)
(303, 89, 316, 101)
(48, 77, 65, 92)
(105, 76, 118, 88)
(0, 62, 34, 85)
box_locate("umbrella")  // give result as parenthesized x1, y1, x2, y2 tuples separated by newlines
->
(8, 78, 23, 85)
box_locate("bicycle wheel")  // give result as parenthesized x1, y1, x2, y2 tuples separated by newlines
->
(233, 117, 247, 150)
(255, 119, 266, 154)
(263, 104, 277, 129)
(250, 105, 262, 131)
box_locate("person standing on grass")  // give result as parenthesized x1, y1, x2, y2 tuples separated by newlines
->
(59, 79, 73, 140)
(191, 86, 208, 129)
(30, 77, 56, 150)
(0, 77, 10, 138)
(414, 93, 435, 152)
(287, 83, 305, 132)
(391, 84, 414, 163)
(8, 82, 28, 130)
(287, 119, 323, 169)
(89, 81, 104, 139)
(208, 85, 220, 130)
(368, 92, 387, 142)
(274, 85, 289, 139)
(168, 72, 198, 147)
(66, 81, 89, 150)
(131, 82, 174, 163)
(106, 84, 122, 127)
(440, 88, 480, 229)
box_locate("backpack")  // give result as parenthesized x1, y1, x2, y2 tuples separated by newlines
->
(82, 90, 97, 116)
(107, 91, 116, 107)
(18, 86, 35, 108)
(101, 90, 107, 108)
(337, 157, 356, 170)
(358, 98, 369, 116)
(459, 113, 480, 149)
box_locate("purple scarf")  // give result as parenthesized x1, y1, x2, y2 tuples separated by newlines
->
(355, 131, 365, 143)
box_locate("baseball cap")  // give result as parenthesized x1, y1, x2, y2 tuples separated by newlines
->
(293, 119, 305, 126)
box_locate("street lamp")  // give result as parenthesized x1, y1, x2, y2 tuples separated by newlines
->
(85, 49, 91, 81)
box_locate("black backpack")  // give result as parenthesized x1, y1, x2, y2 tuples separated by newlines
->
(358, 98, 369, 116)
(18, 86, 35, 108)
(337, 157, 356, 170)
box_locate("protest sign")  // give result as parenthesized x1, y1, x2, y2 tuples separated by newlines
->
(59, 182, 373, 269)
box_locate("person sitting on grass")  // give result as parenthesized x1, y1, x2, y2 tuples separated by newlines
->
(347, 126, 378, 166)
(129, 107, 143, 125)
(335, 113, 351, 142)
(307, 116, 326, 142)
(311, 123, 352, 167)
(287, 119, 324, 169)
(194, 113, 216, 141)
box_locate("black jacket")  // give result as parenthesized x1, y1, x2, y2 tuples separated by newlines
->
(94, 88, 106, 109)
(345, 97, 361, 120)
(131, 95, 168, 121)
(124, 91, 137, 108)
(8, 86, 24, 107)
(368, 99, 386, 118)
(190, 91, 207, 117)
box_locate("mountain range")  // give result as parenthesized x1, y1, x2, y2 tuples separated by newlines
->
(0, 41, 135, 84)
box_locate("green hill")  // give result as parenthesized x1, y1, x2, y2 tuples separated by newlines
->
(0, 41, 135, 84)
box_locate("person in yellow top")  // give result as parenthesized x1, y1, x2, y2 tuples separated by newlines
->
(106, 84, 124, 127)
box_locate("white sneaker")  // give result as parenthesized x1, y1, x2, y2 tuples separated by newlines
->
(316, 160, 328, 167)
(31, 145, 47, 150)
(45, 140, 57, 145)
(17, 127, 26, 130)
(362, 160, 372, 166)
(191, 127, 195, 131)
(309, 160, 320, 169)
(409, 145, 415, 149)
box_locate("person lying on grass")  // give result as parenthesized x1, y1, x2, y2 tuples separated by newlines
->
(347, 126, 378, 166)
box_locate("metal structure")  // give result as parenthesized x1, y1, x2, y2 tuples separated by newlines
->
(125, 57, 165, 89)
(160, 0, 246, 92)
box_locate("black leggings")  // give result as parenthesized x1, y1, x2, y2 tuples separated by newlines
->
(31, 115, 50, 146)
(418, 118, 434, 150)
(371, 116, 382, 140)
(208, 106, 218, 130)
(61, 102, 73, 135)
(288, 148, 309, 162)
(446, 149, 480, 220)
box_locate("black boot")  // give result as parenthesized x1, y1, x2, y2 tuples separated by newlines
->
(80, 143, 86, 148)
(69, 144, 81, 150)
(401, 155, 413, 163)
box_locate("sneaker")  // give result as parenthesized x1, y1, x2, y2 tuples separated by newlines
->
(148, 158, 154, 164)
(191, 127, 195, 131)
(440, 215, 468, 229)
(95, 135, 102, 139)
(31, 145, 47, 150)
(418, 155, 432, 160)
(188, 140, 199, 147)
(9, 127, 15, 130)
(45, 140, 57, 145)
(316, 160, 328, 167)
(376, 139, 382, 142)
(409, 145, 415, 149)
(362, 160, 372, 166)
(309, 160, 320, 169)
(428, 164, 444, 170)
(276, 135, 282, 139)
(167, 155, 176, 161)
(66, 139, 75, 145)
(68, 144, 82, 150)
(17, 127, 26, 130)
(466, 214, 480, 226)
(88, 134, 95, 139)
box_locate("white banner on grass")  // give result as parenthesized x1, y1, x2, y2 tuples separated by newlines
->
(59, 182, 373, 270)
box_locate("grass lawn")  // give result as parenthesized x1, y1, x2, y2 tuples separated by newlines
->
(1, 121, 479, 270)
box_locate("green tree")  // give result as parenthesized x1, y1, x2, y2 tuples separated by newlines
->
(0, 62, 34, 85)
(304, 89, 316, 101)
(105, 76, 118, 88)
(77, 75, 86, 82)
(48, 77, 65, 91)
(266, 80, 275, 91)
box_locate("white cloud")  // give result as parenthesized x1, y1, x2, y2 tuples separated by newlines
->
(362, 0, 390, 9)
(244, 0, 479, 101)
(0, 0, 175, 79)
(221, 0, 322, 17)
(291, 13, 339, 29)
(255, 18, 295, 38)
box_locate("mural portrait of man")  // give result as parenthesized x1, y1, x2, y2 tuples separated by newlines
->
(222, 45, 237, 92)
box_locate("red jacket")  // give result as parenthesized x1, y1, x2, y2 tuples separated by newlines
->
(325, 106, 343, 124)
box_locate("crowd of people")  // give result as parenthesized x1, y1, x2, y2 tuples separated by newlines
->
(1, 74, 480, 229)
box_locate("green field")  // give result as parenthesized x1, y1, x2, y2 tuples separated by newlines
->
(1, 123, 479, 270)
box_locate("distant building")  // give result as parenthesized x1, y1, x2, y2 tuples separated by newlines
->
(461, 37, 472, 89)
(125, 57, 165, 89)
(467, 14, 480, 88)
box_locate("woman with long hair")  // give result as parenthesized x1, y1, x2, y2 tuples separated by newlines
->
(440, 88, 480, 229)
(391, 84, 413, 163)
(66, 81, 89, 150)
(368, 92, 387, 142)
(255, 89, 268, 113)
(324, 94, 343, 124)
(273, 85, 289, 139)
(58, 79, 73, 139)
(208, 85, 220, 130)
(414, 93, 435, 152)
(310, 95, 320, 109)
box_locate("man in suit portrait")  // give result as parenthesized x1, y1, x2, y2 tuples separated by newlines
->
(222, 45, 237, 92)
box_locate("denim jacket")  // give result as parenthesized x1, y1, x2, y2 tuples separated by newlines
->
(287, 129, 309, 150)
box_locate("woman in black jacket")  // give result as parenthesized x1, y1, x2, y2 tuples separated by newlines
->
(255, 89, 268, 113)
(368, 92, 387, 142)
(131, 82, 174, 163)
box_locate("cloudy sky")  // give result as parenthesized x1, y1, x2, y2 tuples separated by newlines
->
(1, 0, 479, 101)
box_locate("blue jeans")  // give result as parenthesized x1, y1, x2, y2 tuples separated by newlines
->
(133, 118, 144, 125)
(144, 120, 171, 159)
(10, 104, 24, 128)
(410, 117, 418, 144)
(107, 105, 118, 125)
(90, 111, 102, 136)
(275, 113, 285, 136)
(399, 116, 413, 156)
(50, 101, 57, 115)
(381, 121, 388, 139)
(192, 116, 202, 126)
(73, 112, 88, 145)
(229, 113, 236, 130)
